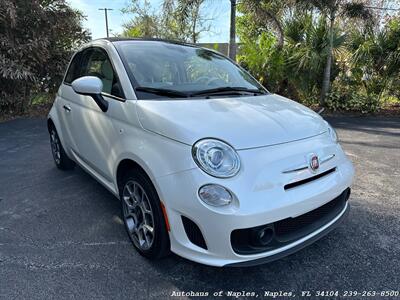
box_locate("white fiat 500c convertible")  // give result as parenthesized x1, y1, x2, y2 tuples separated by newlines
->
(48, 38, 354, 267)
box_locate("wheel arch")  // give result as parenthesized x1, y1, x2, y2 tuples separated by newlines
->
(115, 158, 156, 196)
(117, 157, 172, 258)
(47, 117, 55, 132)
(46, 105, 65, 145)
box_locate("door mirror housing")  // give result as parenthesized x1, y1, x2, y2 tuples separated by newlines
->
(71, 76, 108, 112)
(71, 76, 102, 95)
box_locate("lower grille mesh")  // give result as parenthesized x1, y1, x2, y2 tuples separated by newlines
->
(274, 189, 347, 242)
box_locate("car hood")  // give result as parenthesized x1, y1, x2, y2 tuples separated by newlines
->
(136, 94, 327, 150)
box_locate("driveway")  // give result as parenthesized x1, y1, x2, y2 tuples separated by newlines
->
(0, 116, 399, 299)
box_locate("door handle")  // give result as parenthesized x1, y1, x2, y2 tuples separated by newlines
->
(63, 105, 71, 112)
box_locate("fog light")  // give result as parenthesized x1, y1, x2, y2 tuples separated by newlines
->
(198, 184, 232, 207)
(251, 226, 274, 246)
(257, 227, 274, 246)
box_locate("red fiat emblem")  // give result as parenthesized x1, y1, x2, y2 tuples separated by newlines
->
(310, 155, 319, 171)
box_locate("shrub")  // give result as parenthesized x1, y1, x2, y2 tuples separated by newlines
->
(326, 89, 380, 113)
(0, 0, 90, 114)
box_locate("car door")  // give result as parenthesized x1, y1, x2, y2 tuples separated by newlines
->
(65, 47, 126, 184)
(57, 51, 83, 151)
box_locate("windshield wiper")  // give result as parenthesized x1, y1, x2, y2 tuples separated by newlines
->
(135, 87, 188, 98)
(189, 86, 267, 97)
(135, 86, 267, 98)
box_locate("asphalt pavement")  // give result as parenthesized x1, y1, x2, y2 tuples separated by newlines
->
(0, 116, 399, 299)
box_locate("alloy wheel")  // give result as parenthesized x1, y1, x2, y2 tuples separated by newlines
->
(50, 130, 61, 165)
(122, 180, 155, 250)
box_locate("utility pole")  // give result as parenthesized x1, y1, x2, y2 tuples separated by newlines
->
(228, 0, 236, 61)
(98, 8, 113, 38)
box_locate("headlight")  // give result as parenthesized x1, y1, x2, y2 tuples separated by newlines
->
(326, 122, 338, 143)
(192, 139, 241, 178)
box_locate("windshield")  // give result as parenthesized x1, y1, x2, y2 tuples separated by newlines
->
(114, 40, 266, 99)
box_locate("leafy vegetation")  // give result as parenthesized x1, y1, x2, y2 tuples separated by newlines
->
(121, 0, 212, 43)
(1, 0, 399, 117)
(0, 0, 90, 114)
(237, 1, 400, 112)
(124, 0, 399, 113)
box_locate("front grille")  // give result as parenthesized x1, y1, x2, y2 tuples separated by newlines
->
(284, 168, 336, 190)
(231, 188, 350, 255)
(181, 216, 208, 250)
(274, 188, 347, 242)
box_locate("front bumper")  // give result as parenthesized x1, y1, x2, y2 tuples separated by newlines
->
(227, 194, 350, 267)
(154, 133, 354, 267)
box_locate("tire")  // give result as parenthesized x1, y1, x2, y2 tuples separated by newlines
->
(120, 169, 170, 259)
(49, 125, 75, 170)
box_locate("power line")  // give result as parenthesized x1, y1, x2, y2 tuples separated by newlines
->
(365, 6, 400, 11)
(98, 8, 114, 38)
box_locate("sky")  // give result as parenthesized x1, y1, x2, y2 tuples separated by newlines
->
(67, 0, 231, 42)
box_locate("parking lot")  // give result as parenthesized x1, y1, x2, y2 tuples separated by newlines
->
(0, 116, 399, 299)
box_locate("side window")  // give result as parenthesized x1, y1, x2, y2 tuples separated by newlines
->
(80, 48, 124, 98)
(64, 52, 82, 84)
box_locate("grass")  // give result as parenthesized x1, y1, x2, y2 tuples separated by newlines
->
(31, 93, 54, 105)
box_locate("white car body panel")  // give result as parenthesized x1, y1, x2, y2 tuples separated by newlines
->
(156, 132, 354, 266)
(136, 94, 328, 149)
(48, 39, 354, 267)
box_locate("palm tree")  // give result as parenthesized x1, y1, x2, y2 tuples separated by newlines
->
(228, 0, 237, 59)
(285, 13, 347, 100)
(351, 18, 400, 101)
(299, 0, 371, 106)
(171, 0, 372, 107)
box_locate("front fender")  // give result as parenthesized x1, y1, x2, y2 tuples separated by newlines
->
(110, 125, 197, 193)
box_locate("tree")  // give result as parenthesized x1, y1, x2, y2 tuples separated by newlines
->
(122, 0, 212, 43)
(163, 0, 212, 43)
(172, 0, 238, 59)
(240, 0, 287, 50)
(351, 17, 400, 100)
(228, 0, 237, 59)
(237, 0, 399, 112)
(121, 0, 162, 38)
(237, 8, 346, 102)
(298, 0, 372, 106)
(240, 0, 373, 107)
(0, 0, 90, 114)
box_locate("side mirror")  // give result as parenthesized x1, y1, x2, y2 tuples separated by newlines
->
(71, 76, 108, 112)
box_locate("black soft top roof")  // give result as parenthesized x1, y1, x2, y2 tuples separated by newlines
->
(99, 37, 199, 48)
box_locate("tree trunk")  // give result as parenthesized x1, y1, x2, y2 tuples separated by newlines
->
(263, 10, 284, 49)
(228, 0, 236, 61)
(191, 3, 200, 43)
(192, 19, 197, 43)
(320, 14, 335, 107)
(20, 84, 30, 113)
